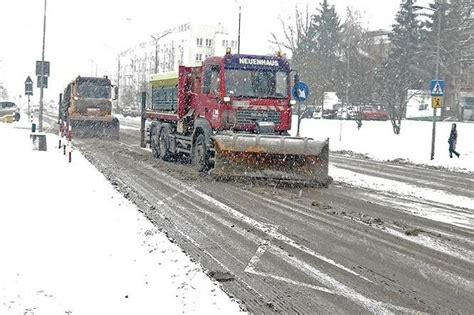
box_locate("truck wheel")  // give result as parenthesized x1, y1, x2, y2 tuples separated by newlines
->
(192, 133, 208, 172)
(151, 125, 160, 158)
(159, 125, 173, 161)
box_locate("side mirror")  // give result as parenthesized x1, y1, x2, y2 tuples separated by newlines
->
(113, 86, 119, 100)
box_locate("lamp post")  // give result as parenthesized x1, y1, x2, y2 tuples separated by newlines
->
(88, 59, 96, 76)
(235, 0, 241, 53)
(150, 31, 172, 74)
(237, 5, 241, 53)
(414, 3, 442, 160)
(38, 0, 47, 133)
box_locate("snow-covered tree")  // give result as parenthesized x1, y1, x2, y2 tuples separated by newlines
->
(425, 0, 473, 119)
(271, 1, 341, 105)
(310, 0, 342, 105)
(335, 7, 382, 129)
(377, 0, 427, 134)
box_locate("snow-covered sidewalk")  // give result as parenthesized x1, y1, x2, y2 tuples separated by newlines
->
(0, 122, 243, 315)
(291, 117, 473, 173)
(290, 117, 474, 228)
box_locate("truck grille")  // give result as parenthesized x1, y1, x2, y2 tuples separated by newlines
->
(236, 109, 281, 125)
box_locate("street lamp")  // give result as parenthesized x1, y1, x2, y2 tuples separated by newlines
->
(413, 3, 443, 160)
(38, 0, 47, 133)
(150, 31, 172, 74)
(235, 0, 241, 53)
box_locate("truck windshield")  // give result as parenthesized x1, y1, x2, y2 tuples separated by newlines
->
(225, 70, 288, 99)
(77, 81, 111, 99)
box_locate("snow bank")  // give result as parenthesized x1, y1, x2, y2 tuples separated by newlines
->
(0, 122, 243, 314)
(291, 117, 473, 172)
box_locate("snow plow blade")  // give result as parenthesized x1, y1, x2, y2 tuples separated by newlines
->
(70, 117, 120, 139)
(211, 134, 330, 186)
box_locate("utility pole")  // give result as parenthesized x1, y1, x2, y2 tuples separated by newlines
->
(117, 55, 121, 109)
(38, 0, 47, 133)
(430, 5, 442, 160)
(413, 3, 443, 160)
(341, 33, 351, 142)
(237, 4, 241, 53)
(89, 59, 94, 76)
(150, 31, 172, 74)
(153, 38, 158, 73)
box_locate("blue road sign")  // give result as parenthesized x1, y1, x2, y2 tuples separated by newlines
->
(292, 81, 310, 102)
(430, 80, 445, 96)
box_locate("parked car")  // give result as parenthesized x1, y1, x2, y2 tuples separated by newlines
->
(322, 108, 338, 119)
(313, 106, 322, 119)
(299, 104, 316, 119)
(0, 101, 20, 121)
(122, 106, 141, 117)
(361, 106, 389, 121)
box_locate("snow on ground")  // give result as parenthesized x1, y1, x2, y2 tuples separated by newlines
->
(120, 125, 141, 131)
(115, 114, 141, 124)
(290, 117, 474, 228)
(330, 165, 473, 209)
(291, 117, 473, 173)
(0, 122, 243, 315)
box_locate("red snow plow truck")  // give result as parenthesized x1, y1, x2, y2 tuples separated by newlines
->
(141, 51, 330, 186)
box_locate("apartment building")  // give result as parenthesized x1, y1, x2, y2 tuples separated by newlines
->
(117, 22, 237, 109)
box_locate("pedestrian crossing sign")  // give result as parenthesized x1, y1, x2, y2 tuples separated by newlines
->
(432, 96, 443, 109)
(430, 80, 445, 96)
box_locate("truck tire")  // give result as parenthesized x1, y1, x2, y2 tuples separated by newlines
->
(151, 124, 160, 158)
(159, 124, 173, 161)
(192, 133, 209, 172)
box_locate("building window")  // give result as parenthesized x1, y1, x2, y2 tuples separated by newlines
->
(231, 40, 237, 48)
(222, 40, 229, 47)
(205, 39, 212, 47)
(195, 54, 202, 62)
(196, 38, 203, 46)
(418, 104, 428, 110)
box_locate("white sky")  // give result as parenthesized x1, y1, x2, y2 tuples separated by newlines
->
(0, 0, 430, 103)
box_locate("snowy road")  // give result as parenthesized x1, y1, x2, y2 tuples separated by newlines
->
(42, 113, 474, 313)
(331, 153, 474, 199)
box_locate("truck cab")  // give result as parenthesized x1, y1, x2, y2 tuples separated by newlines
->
(143, 52, 329, 186)
(59, 76, 120, 139)
(195, 52, 292, 134)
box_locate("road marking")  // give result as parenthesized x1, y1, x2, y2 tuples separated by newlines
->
(101, 145, 425, 313)
(269, 244, 423, 314)
(139, 169, 426, 313)
(152, 170, 370, 281)
(156, 188, 193, 205)
(188, 185, 372, 282)
(114, 140, 136, 150)
(244, 242, 336, 295)
(242, 240, 422, 314)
